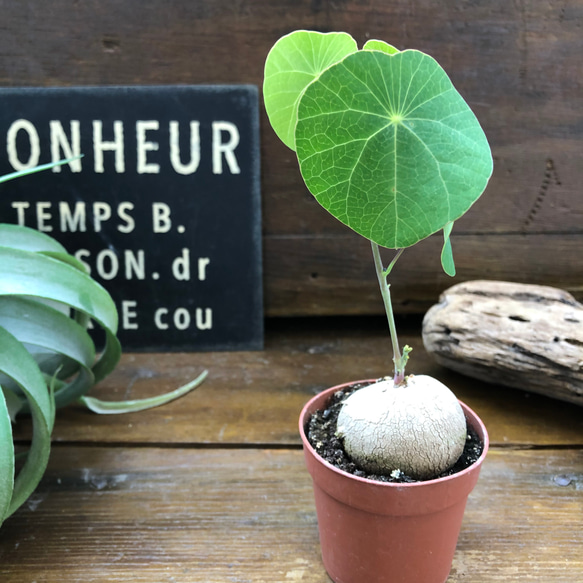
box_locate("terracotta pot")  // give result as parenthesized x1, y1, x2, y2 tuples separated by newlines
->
(299, 381, 489, 583)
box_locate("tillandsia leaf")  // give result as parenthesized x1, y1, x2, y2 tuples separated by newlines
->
(0, 245, 121, 387)
(1, 387, 25, 423)
(295, 49, 493, 249)
(441, 221, 456, 277)
(41, 250, 89, 273)
(0, 225, 91, 326)
(40, 250, 93, 329)
(0, 297, 96, 410)
(80, 369, 209, 414)
(263, 30, 358, 150)
(0, 388, 15, 522)
(0, 327, 52, 523)
(0, 297, 95, 369)
(0, 223, 68, 253)
(0, 157, 81, 185)
(22, 346, 80, 382)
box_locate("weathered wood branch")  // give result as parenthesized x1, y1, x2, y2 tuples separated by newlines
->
(422, 280, 583, 406)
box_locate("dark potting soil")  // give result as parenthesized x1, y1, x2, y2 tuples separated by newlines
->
(306, 382, 484, 484)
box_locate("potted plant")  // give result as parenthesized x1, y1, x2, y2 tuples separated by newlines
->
(0, 162, 206, 528)
(263, 31, 493, 583)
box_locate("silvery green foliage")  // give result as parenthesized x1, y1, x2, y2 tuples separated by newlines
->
(0, 164, 206, 526)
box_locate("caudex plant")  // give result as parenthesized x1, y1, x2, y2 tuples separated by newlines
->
(0, 160, 207, 527)
(264, 31, 493, 480)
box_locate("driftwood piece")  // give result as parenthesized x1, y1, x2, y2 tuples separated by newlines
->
(422, 281, 583, 406)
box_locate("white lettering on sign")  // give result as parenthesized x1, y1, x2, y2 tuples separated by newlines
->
(59, 201, 86, 232)
(212, 121, 240, 175)
(7, 119, 41, 170)
(11, 201, 30, 225)
(117, 202, 135, 233)
(93, 202, 112, 232)
(72, 244, 209, 284)
(5, 119, 241, 175)
(124, 250, 146, 280)
(136, 120, 160, 174)
(153, 306, 212, 331)
(172, 248, 190, 281)
(50, 121, 82, 172)
(93, 120, 125, 173)
(198, 257, 210, 281)
(75, 248, 147, 281)
(152, 202, 172, 233)
(10, 200, 140, 233)
(37, 202, 53, 232)
(122, 300, 139, 330)
(170, 121, 200, 175)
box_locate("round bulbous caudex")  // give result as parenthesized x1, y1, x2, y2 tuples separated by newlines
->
(336, 375, 467, 480)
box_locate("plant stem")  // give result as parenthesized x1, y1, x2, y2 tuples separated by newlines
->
(371, 242, 408, 385)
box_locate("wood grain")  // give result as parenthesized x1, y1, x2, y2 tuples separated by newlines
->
(0, 0, 581, 315)
(0, 447, 581, 583)
(423, 280, 583, 406)
(264, 232, 583, 316)
(1, 5, 582, 575)
(3, 318, 582, 581)
(10, 318, 583, 447)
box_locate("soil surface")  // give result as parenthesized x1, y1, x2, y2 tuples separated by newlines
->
(306, 382, 484, 483)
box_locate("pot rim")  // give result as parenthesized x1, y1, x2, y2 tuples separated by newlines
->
(299, 379, 490, 489)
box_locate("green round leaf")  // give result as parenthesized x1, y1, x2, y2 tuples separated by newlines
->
(363, 39, 399, 55)
(264, 30, 357, 150)
(295, 49, 493, 249)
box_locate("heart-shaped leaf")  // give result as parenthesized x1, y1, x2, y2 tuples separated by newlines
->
(263, 30, 357, 150)
(295, 49, 493, 249)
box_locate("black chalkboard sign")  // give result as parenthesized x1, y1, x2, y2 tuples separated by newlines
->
(0, 85, 263, 351)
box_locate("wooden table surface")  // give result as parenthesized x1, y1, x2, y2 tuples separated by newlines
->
(1, 317, 582, 582)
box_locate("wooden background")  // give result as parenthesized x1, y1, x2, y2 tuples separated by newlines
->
(1, 6, 582, 579)
(0, 0, 581, 315)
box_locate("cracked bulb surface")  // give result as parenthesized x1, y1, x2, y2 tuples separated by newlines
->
(336, 375, 467, 480)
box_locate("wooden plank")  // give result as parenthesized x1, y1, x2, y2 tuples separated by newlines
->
(0, 446, 581, 582)
(264, 233, 583, 316)
(451, 449, 583, 583)
(0, 1, 581, 315)
(11, 319, 583, 447)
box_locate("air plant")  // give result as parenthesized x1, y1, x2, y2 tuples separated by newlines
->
(0, 161, 206, 527)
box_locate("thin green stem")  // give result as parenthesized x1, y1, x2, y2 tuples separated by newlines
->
(371, 242, 408, 385)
